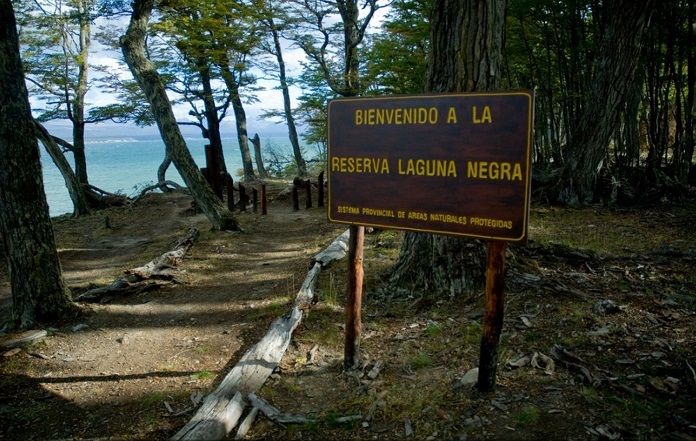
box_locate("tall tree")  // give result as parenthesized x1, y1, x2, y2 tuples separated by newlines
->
(389, 0, 507, 296)
(556, 0, 655, 205)
(284, 0, 384, 162)
(0, 0, 79, 330)
(259, 1, 307, 176)
(219, 52, 257, 180)
(18, 0, 145, 214)
(153, 0, 261, 181)
(641, 0, 695, 189)
(19, 0, 94, 185)
(121, 0, 241, 231)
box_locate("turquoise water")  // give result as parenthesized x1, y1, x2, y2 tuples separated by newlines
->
(40, 137, 299, 216)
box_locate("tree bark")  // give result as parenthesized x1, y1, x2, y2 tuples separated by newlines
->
(120, 0, 240, 231)
(197, 58, 228, 177)
(157, 148, 173, 190)
(0, 0, 79, 330)
(250, 134, 267, 179)
(34, 121, 91, 216)
(269, 18, 307, 176)
(220, 60, 255, 181)
(389, 0, 506, 297)
(68, 0, 92, 187)
(556, 0, 655, 205)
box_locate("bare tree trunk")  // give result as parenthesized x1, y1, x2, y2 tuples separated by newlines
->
(219, 61, 255, 181)
(0, 0, 79, 330)
(251, 134, 267, 179)
(678, 0, 695, 184)
(120, 0, 240, 231)
(157, 149, 173, 191)
(197, 58, 228, 177)
(34, 121, 91, 216)
(556, 0, 655, 205)
(69, 0, 92, 187)
(269, 18, 307, 176)
(390, 0, 506, 297)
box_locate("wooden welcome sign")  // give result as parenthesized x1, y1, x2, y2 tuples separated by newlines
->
(327, 91, 535, 391)
(327, 91, 534, 242)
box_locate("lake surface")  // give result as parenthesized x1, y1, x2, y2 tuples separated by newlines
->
(41, 136, 305, 216)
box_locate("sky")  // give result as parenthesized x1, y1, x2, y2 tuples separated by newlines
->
(41, 37, 309, 142)
(38, 5, 389, 143)
(31, 9, 310, 143)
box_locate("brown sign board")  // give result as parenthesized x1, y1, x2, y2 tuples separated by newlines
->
(327, 91, 534, 242)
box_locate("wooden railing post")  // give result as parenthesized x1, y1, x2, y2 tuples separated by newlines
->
(261, 184, 267, 215)
(305, 179, 312, 209)
(238, 184, 247, 212)
(317, 171, 324, 207)
(226, 174, 234, 212)
(292, 183, 299, 211)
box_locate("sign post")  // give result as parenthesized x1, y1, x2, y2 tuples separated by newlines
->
(479, 240, 507, 391)
(327, 91, 534, 386)
(343, 225, 364, 370)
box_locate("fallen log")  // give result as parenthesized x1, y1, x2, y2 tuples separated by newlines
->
(132, 181, 187, 204)
(171, 229, 350, 441)
(127, 228, 199, 278)
(0, 330, 48, 350)
(234, 407, 259, 440)
(76, 228, 199, 303)
(83, 183, 129, 208)
(312, 229, 350, 267)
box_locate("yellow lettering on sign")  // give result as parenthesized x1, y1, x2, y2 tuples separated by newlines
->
(407, 211, 428, 220)
(466, 161, 522, 180)
(447, 107, 458, 124)
(337, 205, 360, 214)
(354, 107, 439, 125)
(472, 105, 492, 124)
(397, 159, 457, 177)
(469, 217, 513, 229)
(330, 157, 390, 174)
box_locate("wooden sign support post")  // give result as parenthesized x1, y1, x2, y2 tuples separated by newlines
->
(477, 240, 507, 391)
(343, 225, 364, 370)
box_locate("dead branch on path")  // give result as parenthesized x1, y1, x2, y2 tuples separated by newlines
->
(75, 228, 199, 303)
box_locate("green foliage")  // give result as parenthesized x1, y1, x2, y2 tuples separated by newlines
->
(293, 64, 334, 146)
(189, 370, 214, 381)
(410, 352, 434, 370)
(513, 405, 540, 426)
(17, 0, 695, 200)
(363, 0, 431, 95)
(424, 322, 443, 337)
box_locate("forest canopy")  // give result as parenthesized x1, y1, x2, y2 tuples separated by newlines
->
(13, 0, 696, 207)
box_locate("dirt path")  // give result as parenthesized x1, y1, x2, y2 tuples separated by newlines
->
(0, 187, 347, 441)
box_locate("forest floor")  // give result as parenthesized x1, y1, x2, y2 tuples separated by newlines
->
(0, 181, 695, 441)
